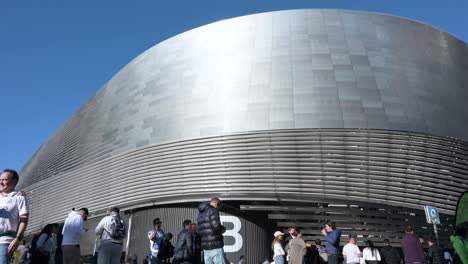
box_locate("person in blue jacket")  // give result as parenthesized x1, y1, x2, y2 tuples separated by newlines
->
(321, 221, 342, 264)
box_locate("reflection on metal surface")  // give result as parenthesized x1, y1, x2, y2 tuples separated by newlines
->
(20, 10, 468, 187)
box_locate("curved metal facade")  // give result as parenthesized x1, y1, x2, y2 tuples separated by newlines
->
(19, 9, 468, 256)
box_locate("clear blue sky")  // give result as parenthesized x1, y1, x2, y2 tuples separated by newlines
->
(1, 1, 467, 172)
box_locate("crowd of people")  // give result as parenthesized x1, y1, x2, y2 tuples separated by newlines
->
(0, 168, 467, 264)
(271, 223, 468, 264)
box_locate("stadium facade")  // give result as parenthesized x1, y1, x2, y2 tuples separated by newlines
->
(19, 9, 468, 261)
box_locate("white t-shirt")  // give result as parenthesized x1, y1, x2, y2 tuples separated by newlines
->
(363, 247, 381, 261)
(0, 192, 29, 244)
(148, 229, 165, 254)
(343, 243, 361, 264)
(62, 211, 85, 245)
(273, 243, 285, 258)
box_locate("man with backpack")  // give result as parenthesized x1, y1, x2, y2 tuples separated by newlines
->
(157, 233, 174, 264)
(95, 207, 127, 264)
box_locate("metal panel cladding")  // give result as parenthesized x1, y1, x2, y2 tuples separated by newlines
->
(18, 10, 468, 236)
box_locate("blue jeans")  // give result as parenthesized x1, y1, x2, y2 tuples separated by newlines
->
(328, 254, 338, 264)
(274, 255, 285, 264)
(203, 248, 225, 264)
(0, 244, 11, 264)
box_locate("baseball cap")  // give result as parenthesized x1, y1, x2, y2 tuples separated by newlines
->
(274, 231, 284, 237)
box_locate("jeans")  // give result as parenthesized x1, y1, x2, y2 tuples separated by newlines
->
(203, 248, 224, 264)
(328, 254, 338, 264)
(98, 241, 123, 264)
(0, 244, 10, 264)
(274, 255, 285, 264)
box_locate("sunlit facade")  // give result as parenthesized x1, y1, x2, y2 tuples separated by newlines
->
(20, 9, 468, 261)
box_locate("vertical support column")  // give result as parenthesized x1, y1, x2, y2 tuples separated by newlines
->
(433, 223, 439, 246)
(125, 212, 134, 259)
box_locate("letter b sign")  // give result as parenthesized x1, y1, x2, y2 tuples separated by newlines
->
(221, 216, 243, 252)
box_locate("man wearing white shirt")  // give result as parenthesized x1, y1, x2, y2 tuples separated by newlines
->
(61, 207, 88, 264)
(342, 236, 362, 264)
(0, 169, 29, 264)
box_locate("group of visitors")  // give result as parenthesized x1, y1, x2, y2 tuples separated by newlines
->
(272, 222, 341, 264)
(146, 197, 225, 264)
(271, 223, 468, 264)
(1, 167, 467, 264)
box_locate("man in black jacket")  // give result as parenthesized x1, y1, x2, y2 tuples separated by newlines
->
(427, 238, 446, 264)
(197, 197, 226, 264)
(173, 220, 194, 264)
(380, 239, 401, 264)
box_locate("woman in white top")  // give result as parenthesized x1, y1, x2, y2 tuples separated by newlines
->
(362, 240, 381, 264)
(272, 231, 286, 264)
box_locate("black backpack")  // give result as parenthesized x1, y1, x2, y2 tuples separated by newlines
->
(157, 237, 174, 260)
(107, 215, 126, 240)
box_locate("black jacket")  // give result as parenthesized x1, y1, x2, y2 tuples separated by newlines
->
(173, 229, 194, 263)
(428, 245, 446, 264)
(381, 245, 401, 264)
(197, 201, 226, 250)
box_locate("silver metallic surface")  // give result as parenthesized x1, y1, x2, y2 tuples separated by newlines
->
(22, 128, 468, 244)
(20, 9, 468, 187)
(18, 9, 468, 249)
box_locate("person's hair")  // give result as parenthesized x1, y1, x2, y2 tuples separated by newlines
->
(428, 237, 436, 243)
(325, 221, 336, 230)
(79, 207, 89, 215)
(349, 235, 356, 241)
(2, 169, 19, 183)
(240, 256, 245, 260)
(366, 240, 378, 256)
(153, 218, 162, 225)
(109, 207, 120, 213)
(39, 223, 55, 237)
(271, 236, 282, 250)
(183, 220, 192, 228)
(383, 239, 390, 244)
(405, 225, 413, 233)
(210, 197, 221, 203)
(314, 239, 321, 246)
(288, 226, 296, 232)
(295, 227, 302, 234)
